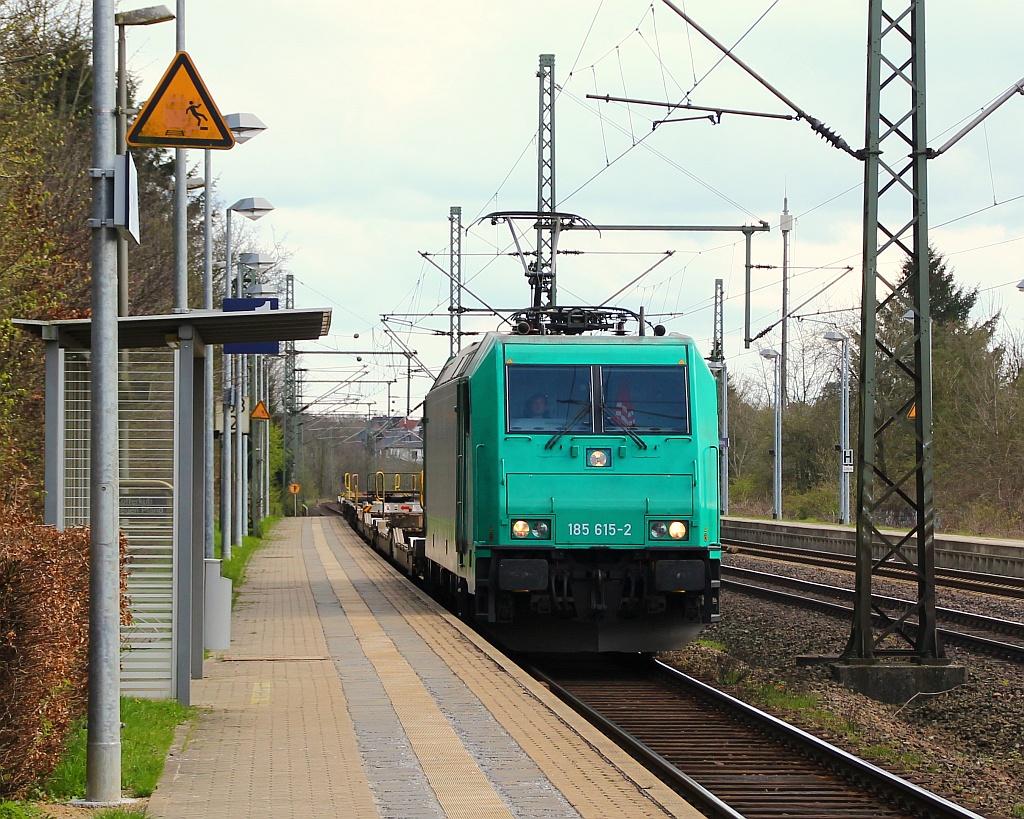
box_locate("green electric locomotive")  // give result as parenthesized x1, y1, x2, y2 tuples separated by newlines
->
(423, 330, 721, 652)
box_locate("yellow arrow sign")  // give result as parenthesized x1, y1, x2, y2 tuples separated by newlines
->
(127, 52, 235, 149)
(250, 400, 271, 420)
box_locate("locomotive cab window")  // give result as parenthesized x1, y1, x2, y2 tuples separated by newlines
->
(600, 365, 690, 434)
(506, 364, 593, 432)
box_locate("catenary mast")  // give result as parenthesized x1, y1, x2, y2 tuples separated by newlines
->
(533, 54, 556, 308)
(449, 206, 463, 358)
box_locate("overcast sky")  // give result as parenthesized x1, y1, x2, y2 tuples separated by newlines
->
(121, 1, 1024, 413)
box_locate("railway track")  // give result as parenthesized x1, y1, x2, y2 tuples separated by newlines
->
(530, 655, 984, 819)
(727, 540, 1024, 599)
(329, 503, 1000, 815)
(722, 568, 1024, 662)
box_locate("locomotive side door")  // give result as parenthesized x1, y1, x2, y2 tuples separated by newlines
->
(455, 379, 472, 567)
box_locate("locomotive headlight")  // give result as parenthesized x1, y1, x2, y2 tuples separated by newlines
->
(511, 519, 551, 539)
(649, 520, 689, 541)
(587, 448, 611, 467)
(668, 521, 688, 539)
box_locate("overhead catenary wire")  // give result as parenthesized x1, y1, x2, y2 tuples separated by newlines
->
(417, 250, 512, 331)
(673, 0, 781, 100)
(567, 0, 606, 80)
(648, 2, 675, 104)
(456, 4, 774, 237)
(599, 251, 675, 306)
(400, 3, 784, 338)
(312, 5, 1024, 410)
(658, 0, 858, 157)
(557, 88, 763, 219)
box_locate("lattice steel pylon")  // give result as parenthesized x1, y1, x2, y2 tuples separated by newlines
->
(710, 279, 729, 515)
(846, 0, 943, 665)
(531, 53, 557, 308)
(711, 279, 724, 363)
(449, 206, 463, 358)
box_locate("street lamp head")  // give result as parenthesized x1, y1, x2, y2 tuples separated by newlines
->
(115, 4, 174, 26)
(225, 112, 268, 144)
(229, 197, 274, 221)
(823, 330, 848, 343)
(759, 348, 780, 360)
(169, 175, 205, 192)
(1017, 280, 1024, 292)
(239, 252, 276, 270)
(246, 283, 278, 298)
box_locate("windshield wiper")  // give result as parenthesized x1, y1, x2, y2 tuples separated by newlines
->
(544, 402, 591, 450)
(601, 401, 648, 449)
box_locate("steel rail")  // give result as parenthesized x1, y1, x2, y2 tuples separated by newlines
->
(724, 566, 1024, 640)
(532, 656, 986, 819)
(527, 664, 747, 819)
(650, 661, 987, 819)
(724, 577, 1024, 662)
(727, 540, 1024, 598)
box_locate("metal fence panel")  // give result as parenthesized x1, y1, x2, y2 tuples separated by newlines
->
(63, 350, 177, 698)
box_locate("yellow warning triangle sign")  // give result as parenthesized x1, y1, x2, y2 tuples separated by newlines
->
(127, 52, 235, 150)
(250, 400, 271, 420)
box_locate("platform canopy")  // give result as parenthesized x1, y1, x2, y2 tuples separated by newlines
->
(14, 307, 331, 350)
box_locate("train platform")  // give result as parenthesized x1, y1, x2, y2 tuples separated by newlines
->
(146, 516, 703, 818)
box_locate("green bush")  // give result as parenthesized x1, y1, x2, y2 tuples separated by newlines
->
(786, 483, 841, 522)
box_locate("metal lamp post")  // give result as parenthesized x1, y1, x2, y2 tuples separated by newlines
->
(84, 6, 173, 805)
(244, 274, 277, 530)
(760, 348, 782, 520)
(240, 253, 276, 535)
(825, 330, 852, 524)
(114, 5, 175, 316)
(202, 116, 266, 562)
(221, 198, 273, 556)
(87, 1, 119, 803)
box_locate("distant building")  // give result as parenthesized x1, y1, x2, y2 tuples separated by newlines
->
(363, 416, 423, 462)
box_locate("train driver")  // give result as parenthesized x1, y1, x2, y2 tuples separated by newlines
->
(525, 393, 549, 418)
(510, 393, 550, 430)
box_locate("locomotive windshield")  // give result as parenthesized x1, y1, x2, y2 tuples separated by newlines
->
(506, 363, 690, 435)
(601, 365, 690, 434)
(506, 365, 593, 432)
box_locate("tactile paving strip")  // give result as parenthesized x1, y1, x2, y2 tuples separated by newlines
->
(312, 522, 524, 818)
(308, 522, 580, 819)
(303, 523, 448, 818)
(319, 517, 703, 819)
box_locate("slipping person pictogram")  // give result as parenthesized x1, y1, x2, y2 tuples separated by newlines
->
(186, 100, 209, 130)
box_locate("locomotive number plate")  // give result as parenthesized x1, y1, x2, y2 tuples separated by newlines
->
(566, 522, 633, 537)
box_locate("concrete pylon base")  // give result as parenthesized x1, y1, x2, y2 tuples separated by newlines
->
(830, 660, 967, 704)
